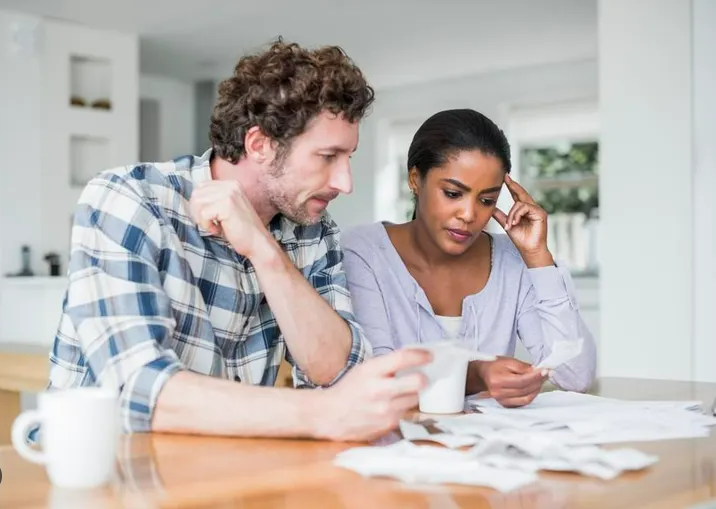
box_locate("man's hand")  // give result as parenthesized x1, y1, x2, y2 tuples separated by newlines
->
(475, 357, 548, 408)
(190, 181, 271, 259)
(312, 349, 432, 442)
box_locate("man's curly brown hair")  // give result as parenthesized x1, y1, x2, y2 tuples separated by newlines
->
(209, 39, 375, 164)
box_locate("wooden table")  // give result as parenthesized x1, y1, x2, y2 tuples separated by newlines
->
(1, 378, 715, 508)
(0, 344, 293, 447)
(0, 344, 49, 445)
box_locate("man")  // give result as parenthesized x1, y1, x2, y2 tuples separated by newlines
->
(45, 40, 429, 442)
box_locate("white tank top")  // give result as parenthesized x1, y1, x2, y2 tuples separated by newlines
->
(436, 315, 463, 340)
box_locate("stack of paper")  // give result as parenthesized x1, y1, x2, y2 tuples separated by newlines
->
(399, 420, 481, 448)
(398, 419, 657, 480)
(469, 431, 658, 480)
(334, 338, 714, 491)
(334, 440, 538, 493)
(463, 391, 716, 444)
(335, 391, 715, 491)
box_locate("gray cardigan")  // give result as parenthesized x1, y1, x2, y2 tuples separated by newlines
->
(341, 222, 597, 392)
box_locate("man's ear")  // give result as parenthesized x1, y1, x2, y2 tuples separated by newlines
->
(244, 126, 274, 164)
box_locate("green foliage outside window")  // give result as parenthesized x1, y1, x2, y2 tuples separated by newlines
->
(521, 141, 599, 217)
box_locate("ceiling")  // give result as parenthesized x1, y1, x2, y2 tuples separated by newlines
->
(1, 0, 597, 89)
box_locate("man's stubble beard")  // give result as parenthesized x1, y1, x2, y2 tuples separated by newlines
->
(263, 163, 318, 226)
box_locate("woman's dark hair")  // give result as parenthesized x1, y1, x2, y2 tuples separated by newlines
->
(407, 109, 511, 219)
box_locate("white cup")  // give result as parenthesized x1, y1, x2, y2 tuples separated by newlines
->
(402, 341, 494, 414)
(418, 357, 469, 414)
(11, 387, 119, 489)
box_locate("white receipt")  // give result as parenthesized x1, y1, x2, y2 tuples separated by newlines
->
(399, 420, 481, 448)
(466, 390, 716, 444)
(399, 341, 496, 385)
(535, 338, 584, 370)
(468, 434, 658, 480)
(334, 441, 537, 493)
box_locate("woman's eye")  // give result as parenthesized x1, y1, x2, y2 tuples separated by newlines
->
(322, 154, 336, 161)
(443, 190, 461, 199)
(481, 198, 496, 206)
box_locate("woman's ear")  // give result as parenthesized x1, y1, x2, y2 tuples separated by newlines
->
(408, 167, 421, 197)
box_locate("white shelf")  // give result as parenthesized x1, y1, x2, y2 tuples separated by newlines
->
(70, 54, 112, 109)
(11, 19, 139, 289)
(67, 107, 113, 137)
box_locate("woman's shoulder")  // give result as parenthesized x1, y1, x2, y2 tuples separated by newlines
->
(489, 232, 528, 270)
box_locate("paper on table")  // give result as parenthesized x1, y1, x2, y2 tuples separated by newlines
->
(399, 420, 481, 448)
(334, 440, 537, 493)
(464, 391, 716, 444)
(472, 391, 716, 424)
(467, 433, 658, 480)
(535, 338, 584, 370)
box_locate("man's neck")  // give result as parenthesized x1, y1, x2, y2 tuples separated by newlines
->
(210, 156, 277, 226)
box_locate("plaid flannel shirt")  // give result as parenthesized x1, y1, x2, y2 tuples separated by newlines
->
(45, 149, 370, 434)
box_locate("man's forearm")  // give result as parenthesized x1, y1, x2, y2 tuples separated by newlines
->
(152, 371, 320, 437)
(248, 238, 353, 386)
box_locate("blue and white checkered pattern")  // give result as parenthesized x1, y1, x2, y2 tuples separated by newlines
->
(46, 149, 369, 434)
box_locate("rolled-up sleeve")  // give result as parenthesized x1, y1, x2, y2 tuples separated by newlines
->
(516, 261, 597, 392)
(289, 220, 371, 388)
(59, 176, 184, 432)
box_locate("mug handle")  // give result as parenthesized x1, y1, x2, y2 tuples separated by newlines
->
(11, 410, 45, 464)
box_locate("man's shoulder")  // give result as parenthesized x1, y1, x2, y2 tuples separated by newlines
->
(92, 156, 196, 198)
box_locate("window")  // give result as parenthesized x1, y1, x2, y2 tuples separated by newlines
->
(507, 101, 600, 275)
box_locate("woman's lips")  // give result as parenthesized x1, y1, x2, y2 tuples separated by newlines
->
(446, 228, 472, 242)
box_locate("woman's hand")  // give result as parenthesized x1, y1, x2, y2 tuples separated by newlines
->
(492, 174, 554, 268)
(472, 357, 549, 408)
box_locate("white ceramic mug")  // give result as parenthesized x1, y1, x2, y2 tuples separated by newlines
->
(418, 357, 469, 414)
(12, 387, 119, 489)
(402, 341, 495, 414)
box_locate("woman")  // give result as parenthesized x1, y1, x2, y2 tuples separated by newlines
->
(342, 109, 596, 408)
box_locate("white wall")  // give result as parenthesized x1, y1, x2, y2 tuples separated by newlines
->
(194, 80, 216, 155)
(140, 74, 196, 161)
(692, 0, 716, 383)
(330, 59, 598, 231)
(598, 0, 694, 381)
(40, 20, 139, 278)
(0, 11, 139, 347)
(0, 11, 44, 276)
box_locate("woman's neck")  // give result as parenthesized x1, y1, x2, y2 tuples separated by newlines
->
(405, 219, 488, 271)
(407, 219, 458, 269)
